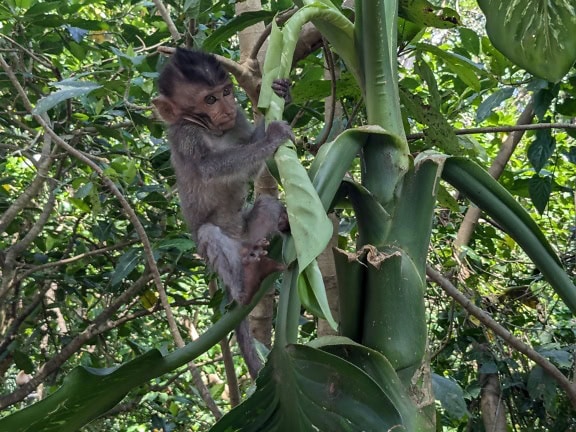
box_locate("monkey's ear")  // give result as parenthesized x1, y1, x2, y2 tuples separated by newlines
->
(152, 95, 179, 124)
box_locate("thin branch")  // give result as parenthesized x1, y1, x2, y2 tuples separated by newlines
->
(407, 122, 576, 141)
(248, 8, 297, 61)
(0, 271, 154, 408)
(0, 53, 184, 391)
(183, 314, 222, 419)
(0, 138, 56, 235)
(15, 240, 139, 283)
(426, 264, 576, 409)
(0, 167, 59, 302)
(151, 0, 181, 43)
(209, 279, 241, 406)
(454, 101, 535, 253)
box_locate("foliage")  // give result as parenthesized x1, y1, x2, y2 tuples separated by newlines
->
(1, 0, 576, 431)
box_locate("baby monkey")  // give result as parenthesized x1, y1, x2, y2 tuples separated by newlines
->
(153, 49, 293, 376)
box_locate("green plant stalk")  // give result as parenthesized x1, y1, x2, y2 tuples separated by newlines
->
(294, 0, 361, 85)
(275, 266, 302, 347)
(333, 248, 365, 341)
(355, 0, 410, 207)
(442, 157, 576, 314)
(355, 0, 405, 139)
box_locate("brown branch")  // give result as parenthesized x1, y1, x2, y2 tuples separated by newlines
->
(0, 272, 154, 408)
(151, 0, 181, 43)
(0, 139, 56, 235)
(0, 170, 59, 303)
(453, 101, 535, 253)
(407, 122, 576, 141)
(0, 53, 184, 392)
(15, 240, 139, 283)
(183, 314, 222, 419)
(426, 264, 576, 409)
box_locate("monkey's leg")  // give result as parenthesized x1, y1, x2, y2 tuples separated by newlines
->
(245, 195, 289, 243)
(197, 223, 245, 302)
(241, 239, 285, 304)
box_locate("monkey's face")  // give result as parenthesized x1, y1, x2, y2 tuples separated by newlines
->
(177, 80, 237, 132)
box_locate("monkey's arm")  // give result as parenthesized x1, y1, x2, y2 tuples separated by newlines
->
(197, 121, 293, 180)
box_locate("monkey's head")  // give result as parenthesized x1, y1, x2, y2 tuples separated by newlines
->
(153, 49, 237, 133)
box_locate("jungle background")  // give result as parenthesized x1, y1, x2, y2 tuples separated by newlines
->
(1, 0, 576, 431)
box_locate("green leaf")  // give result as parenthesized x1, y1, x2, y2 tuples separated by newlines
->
(154, 238, 194, 252)
(478, 0, 576, 82)
(529, 174, 552, 214)
(416, 43, 486, 92)
(476, 87, 515, 123)
(361, 246, 426, 384)
(309, 128, 365, 211)
(74, 181, 93, 199)
(527, 129, 556, 173)
(343, 179, 391, 248)
(202, 11, 274, 52)
(432, 374, 469, 419)
(23, 1, 59, 16)
(333, 248, 365, 342)
(275, 141, 332, 273)
(298, 261, 337, 330)
(400, 89, 463, 155)
(210, 345, 404, 432)
(111, 248, 141, 286)
(12, 350, 34, 373)
(33, 81, 102, 115)
(399, 0, 460, 28)
(0, 350, 164, 432)
(316, 338, 431, 431)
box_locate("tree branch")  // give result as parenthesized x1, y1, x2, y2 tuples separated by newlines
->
(152, 0, 181, 43)
(407, 121, 576, 141)
(426, 264, 576, 409)
(0, 53, 186, 399)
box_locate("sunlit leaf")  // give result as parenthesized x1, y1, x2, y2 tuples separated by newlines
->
(478, 0, 576, 82)
(33, 81, 102, 115)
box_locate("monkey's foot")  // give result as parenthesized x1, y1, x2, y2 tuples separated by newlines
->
(238, 240, 285, 304)
(278, 208, 290, 233)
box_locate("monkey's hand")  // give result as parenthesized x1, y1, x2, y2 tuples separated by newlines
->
(239, 239, 285, 305)
(272, 79, 292, 104)
(266, 121, 295, 147)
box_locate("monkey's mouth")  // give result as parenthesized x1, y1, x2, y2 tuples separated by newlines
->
(217, 114, 237, 130)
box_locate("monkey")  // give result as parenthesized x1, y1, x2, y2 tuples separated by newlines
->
(153, 48, 293, 378)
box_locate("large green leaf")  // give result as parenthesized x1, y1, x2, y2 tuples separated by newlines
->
(0, 350, 163, 432)
(477, 0, 576, 82)
(33, 80, 102, 115)
(0, 279, 279, 431)
(202, 11, 275, 52)
(442, 157, 576, 314)
(259, 22, 333, 272)
(362, 246, 427, 385)
(316, 337, 433, 431)
(209, 344, 405, 431)
(275, 144, 332, 271)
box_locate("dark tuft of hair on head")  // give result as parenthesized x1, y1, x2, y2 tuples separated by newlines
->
(157, 48, 229, 97)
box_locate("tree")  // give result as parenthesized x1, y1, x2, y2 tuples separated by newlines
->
(1, 0, 576, 430)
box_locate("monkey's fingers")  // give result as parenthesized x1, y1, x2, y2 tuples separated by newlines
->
(271, 78, 292, 104)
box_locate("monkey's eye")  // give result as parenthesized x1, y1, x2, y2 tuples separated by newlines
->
(205, 95, 217, 105)
(223, 86, 233, 96)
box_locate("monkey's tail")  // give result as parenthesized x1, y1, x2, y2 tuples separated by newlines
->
(235, 319, 262, 381)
